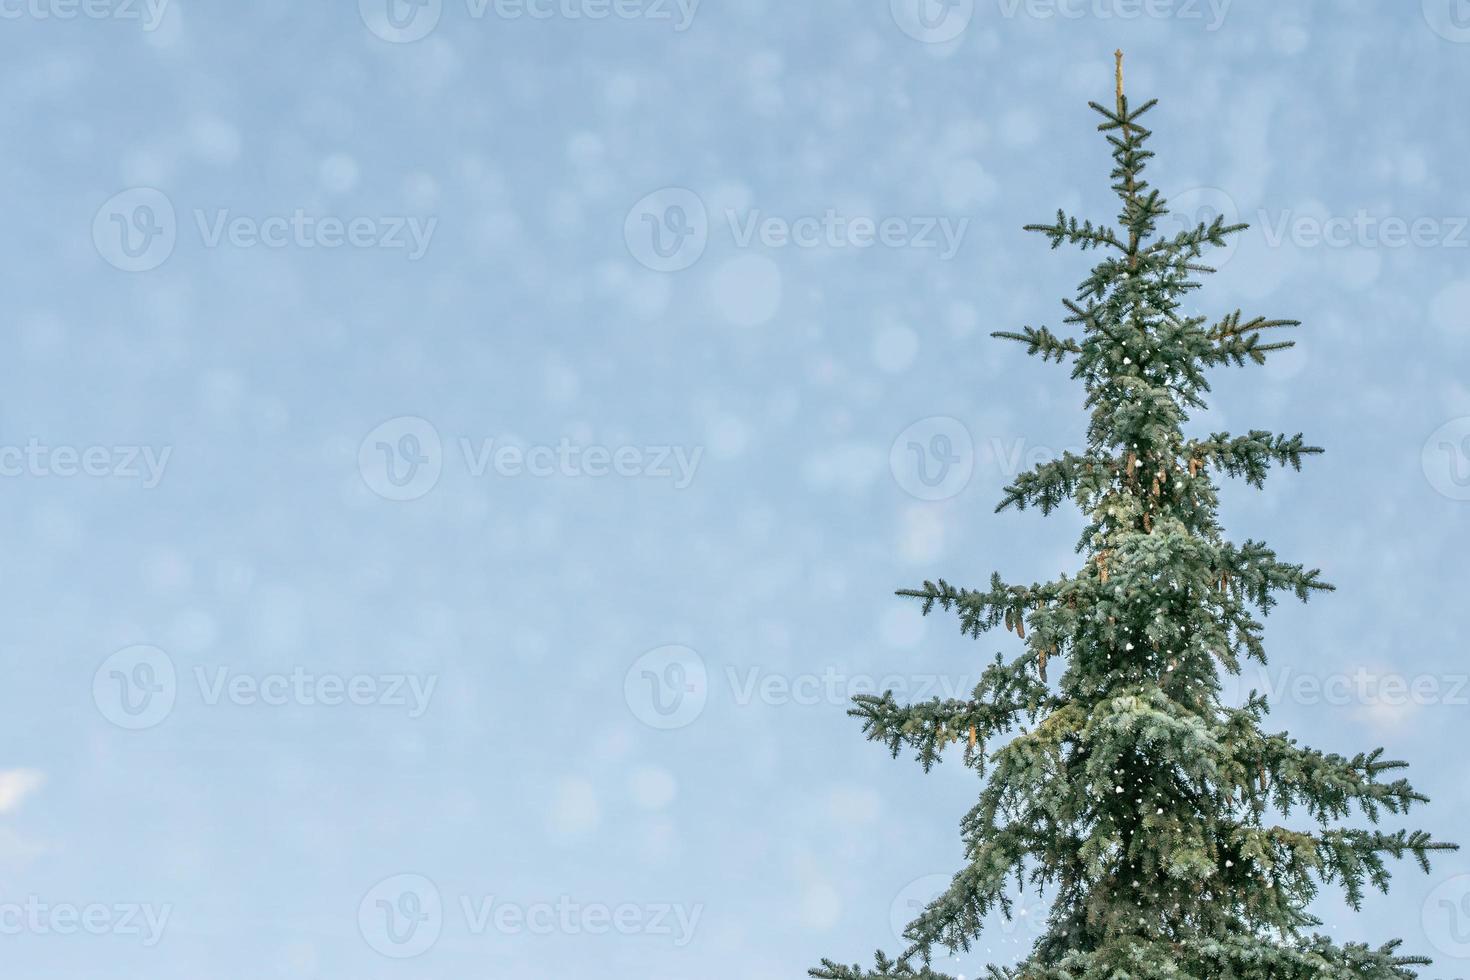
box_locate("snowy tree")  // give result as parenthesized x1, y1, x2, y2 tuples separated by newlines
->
(812, 55, 1457, 980)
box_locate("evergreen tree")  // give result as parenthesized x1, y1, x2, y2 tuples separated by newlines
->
(812, 55, 1456, 980)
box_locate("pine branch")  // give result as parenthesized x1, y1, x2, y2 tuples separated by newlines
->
(994, 451, 1105, 514)
(849, 690, 1025, 773)
(898, 834, 1028, 959)
(1088, 96, 1159, 130)
(1313, 828, 1459, 908)
(990, 325, 1081, 363)
(1190, 430, 1323, 488)
(851, 649, 1053, 772)
(1200, 311, 1304, 366)
(1144, 212, 1248, 259)
(1024, 210, 1124, 252)
(896, 576, 1078, 638)
(810, 951, 957, 980)
(1217, 539, 1334, 606)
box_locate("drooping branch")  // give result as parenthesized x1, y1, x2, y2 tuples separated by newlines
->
(995, 451, 1106, 514)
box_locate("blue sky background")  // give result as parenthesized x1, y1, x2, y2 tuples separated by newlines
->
(2, 1, 1469, 977)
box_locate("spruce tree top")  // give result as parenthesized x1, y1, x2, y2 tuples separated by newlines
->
(813, 54, 1457, 980)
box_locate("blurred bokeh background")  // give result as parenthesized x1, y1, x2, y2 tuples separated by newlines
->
(1, 1, 1468, 976)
